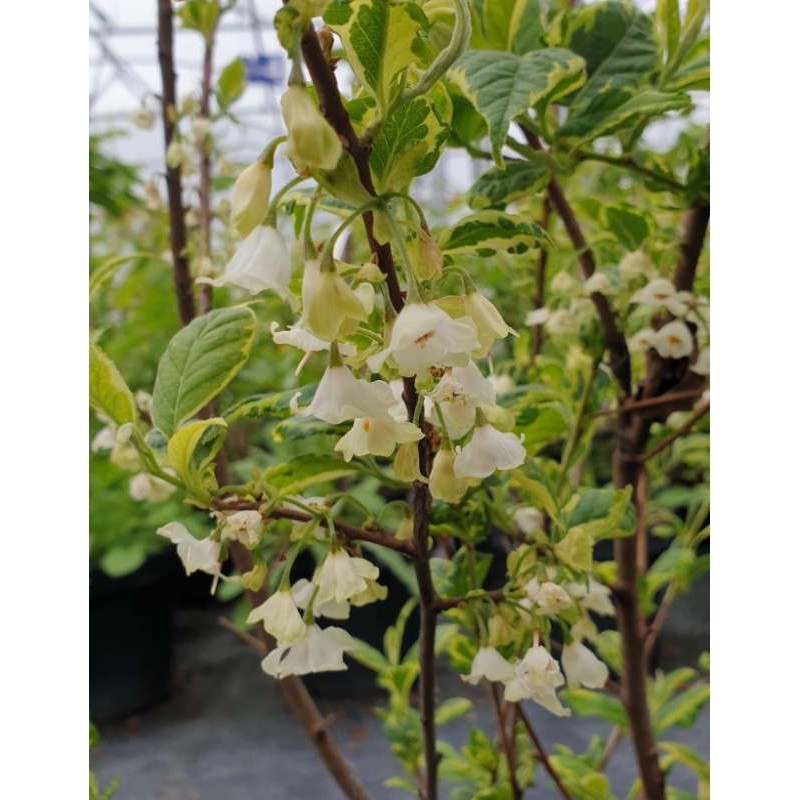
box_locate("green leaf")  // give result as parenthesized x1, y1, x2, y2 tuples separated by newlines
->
(89, 344, 137, 426)
(602, 205, 650, 250)
(89, 721, 100, 748)
(384, 597, 419, 664)
(166, 417, 228, 500)
(274, 5, 301, 52)
(176, 0, 220, 37)
(89, 252, 156, 300)
(562, 3, 657, 137)
(469, 0, 545, 55)
(438, 210, 548, 255)
(217, 58, 247, 109)
(151, 306, 256, 435)
(467, 158, 552, 209)
(223, 384, 318, 424)
(370, 96, 449, 192)
(655, 0, 681, 64)
(673, 0, 709, 68)
(562, 689, 627, 727)
(324, 0, 424, 113)
(563, 90, 692, 141)
(99, 543, 147, 578)
(349, 637, 390, 672)
(435, 697, 473, 725)
(263, 454, 365, 495)
(659, 741, 710, 780)
(509, 469, 557, 517)
(564, 486, 635, 539)
(451, 48, 585, 163)
(653, 683, 710, 733)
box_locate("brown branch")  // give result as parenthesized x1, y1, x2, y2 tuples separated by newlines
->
(638, 401, 710, 464)
(597, 725, 623, 771)
(434, 588, 505, 612)
(490, 685, 522, 799)
(515, 705, 572, 800)
(521, 127, 631, 395)
(533, 196, 551, 357)
(588, 389, 706, 420)
(212, 498, 417, 556)
(227, 542, 374, 800)
(673, 203, 710, 292)
(575, 151, 685, 193)
(196, 19, 218, 315)
(157, 0, 195, 326)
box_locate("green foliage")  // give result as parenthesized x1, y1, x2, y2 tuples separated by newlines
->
(89, 135, 139, 218)
(216, 58, 247, 108)
(89, 344, 137, 427)
(151, 306, 257, 435)
(438, 210, 548, 255)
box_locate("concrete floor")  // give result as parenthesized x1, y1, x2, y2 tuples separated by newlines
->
(90, 598, 709, 800)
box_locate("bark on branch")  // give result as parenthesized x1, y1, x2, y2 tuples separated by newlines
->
(157, 0, 195, 326)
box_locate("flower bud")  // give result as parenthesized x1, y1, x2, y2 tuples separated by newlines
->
(280, 86, 343, 171)
(129, 472, 175, 503)
(241, 562, 268, 592)
(394, 441, 426, 482)
(128, 107, 156, 130)
(429, 449, 471, 504)
(166, 139, 184, 169)
(191, 116, 212, 140)
(414, 230, 443, 281)
(230, 161, 272, 237)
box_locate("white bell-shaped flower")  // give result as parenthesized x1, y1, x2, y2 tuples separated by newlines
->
(524, 579, 573, 615)
(157, 522, 220, 576)
(453, 422, 526, 479)
(619, 250, 654, 281)
(630, 278, 691, 316)
(691, 347, 710, 376)
(503, 645, 570, 717)
(247, 590, 306, 644)
(198, 226, 291, 298)
(462, 647, 515, 685)
(430, 361, 496, 407)
(566, 578, 616, 617)
(220, 510, 263, 549)
(652, 320, 693, 359)
(368, 302, 480, 376)
(562, 641, 609, 689)
(463, 291, 516, 353)
(513, 507, 544, 536)
(335, 415, 423, 461)
(261, 624, 354, 677)
(302, 365, 396, 425)
(291, 578, 350, 620)
(129, 472, 175, 502)
(315, 550, 380, 605)
(584, 272, 614, 295)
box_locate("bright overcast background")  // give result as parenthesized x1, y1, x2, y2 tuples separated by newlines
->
(89, 0, 707, 204)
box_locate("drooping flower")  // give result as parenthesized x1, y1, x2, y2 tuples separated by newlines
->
(429, 448, 472, 503)
(561, 641, 609, 689)
(261, 624, 354, 677)
(247, 590, 306, 644)
(128, 107, 156, 130)
(129, 472, 175, 502)
(463, 291, 516, 353)
(230, 160, 272, 237)
(566, 578, 615, 617)
(453, 423, 526, 479)
(503, 645, 570, 716)
(629, 328, 657, 351)
(368, 302, 480, 377)
(220, 510, 263, 549)
(619, 250, 654, 281)
(430, 362, 496, 407)
(315, 550, 380, 606)
(462, 647, 516, 685)
(630, 278, 692, 316)
(525, 307, 550, 327)
(550, 271, 579, 295)
(393, 441, 426, 483)
(302, 365, 396, 424)
(91, 425, 117, 453)
(292, 578, 350, 620)
(584, 272, 614, 295)
(524, 579, 573, 615)
(652, 320, 693, 359)
(414, 229, 443, 280)
(335, 415, 423, 461)
(298, 259, 369, 342)
(197, 226, 291, 298)
(513, 507, 544, 536)
(157, 522, 221, 576)
(280, 85, 343, 171)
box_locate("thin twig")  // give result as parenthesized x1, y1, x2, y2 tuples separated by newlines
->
(196, 18, 218, 315)
(532, 197, 551, 357)
(638, 402, 710, 463)
(218, 616, 264, 652)
(597, 725, 623, 771)
(490, 685, 522, 799)
(521, 127, 631, 395)
(588, 389, 705, 420)
(157, 0, 195, 326)
(575, 151, 685, 193)
(213, 499, 416, 556)
(515, 705, 572, 800)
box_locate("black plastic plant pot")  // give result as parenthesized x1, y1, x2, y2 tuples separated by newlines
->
(89, 548, 178, 723)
